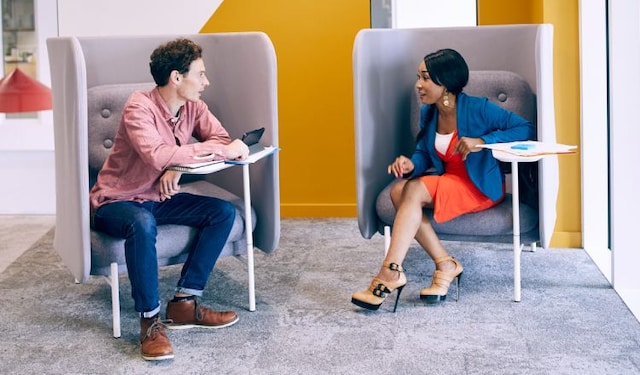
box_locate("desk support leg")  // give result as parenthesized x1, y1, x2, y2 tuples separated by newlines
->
(109, 262, 121, 338)
(242, 164, 256, 311)
(511, 161, 522, 302)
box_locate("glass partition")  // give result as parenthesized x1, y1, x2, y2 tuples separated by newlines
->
(2, 0, 37, 119)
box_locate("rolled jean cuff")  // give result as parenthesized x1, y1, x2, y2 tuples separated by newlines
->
(141, 303, 161, 318)
(175, 287, 203, 297)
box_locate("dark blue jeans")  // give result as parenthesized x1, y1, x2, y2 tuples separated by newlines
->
(93, 193, 236, 318)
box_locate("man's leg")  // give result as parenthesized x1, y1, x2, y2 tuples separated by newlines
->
(152, 193, 238, 329)
(93, 201, 173, 361)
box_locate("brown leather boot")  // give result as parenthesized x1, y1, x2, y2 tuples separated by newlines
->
(166, 298, 239, 330)
(140, 316, 174, 361)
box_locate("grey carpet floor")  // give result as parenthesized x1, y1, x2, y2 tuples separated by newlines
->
(1, 218, 639, 375)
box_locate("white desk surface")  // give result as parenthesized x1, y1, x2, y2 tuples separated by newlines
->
(491, 150, 545, 163)
(169, 146, 279, 174)
(478, 141, 577, 162)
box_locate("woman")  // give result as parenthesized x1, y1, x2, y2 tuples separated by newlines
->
(351, 48, 535, 311)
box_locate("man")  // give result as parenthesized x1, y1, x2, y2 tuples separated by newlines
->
(90, 38, 249, 361)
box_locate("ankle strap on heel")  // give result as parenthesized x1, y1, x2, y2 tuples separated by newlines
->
(434, 256, 456, 265)
(383, 262, 404, 272)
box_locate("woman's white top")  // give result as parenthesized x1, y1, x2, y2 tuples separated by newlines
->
(435, 131, 455, 155)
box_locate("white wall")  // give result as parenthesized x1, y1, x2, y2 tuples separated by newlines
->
(57, 0, 222, 37)
(391, 0, 476, 28)
(579, 1, 610, 279)
(580, 0, 640, 321)
(608, 0, 640, 319)
(0, 0, 222, 214)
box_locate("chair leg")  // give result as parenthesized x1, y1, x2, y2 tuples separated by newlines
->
(109, 262, 121, 338)
(384, 225, 391, 256)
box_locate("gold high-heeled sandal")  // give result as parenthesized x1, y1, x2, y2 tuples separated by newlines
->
(419, 256, 463, 303)
(351, 262, 407, 312)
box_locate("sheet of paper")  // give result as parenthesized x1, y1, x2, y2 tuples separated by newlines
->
(477, 141, 577, 157)
(168, 146, 279, 173)
(173, 159, 224, 170)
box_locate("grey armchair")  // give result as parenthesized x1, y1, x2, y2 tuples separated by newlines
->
(47, 33, 280, 337)
(353, 25, 557, 300)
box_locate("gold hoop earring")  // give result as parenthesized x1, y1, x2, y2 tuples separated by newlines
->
(443, 93, 450, 107)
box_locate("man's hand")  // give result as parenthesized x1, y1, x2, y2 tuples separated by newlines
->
(159, 170, 182, 201)
(224, 139, 250, 161)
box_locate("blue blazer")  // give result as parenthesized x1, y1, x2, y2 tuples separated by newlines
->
(408, 93, 535, 202)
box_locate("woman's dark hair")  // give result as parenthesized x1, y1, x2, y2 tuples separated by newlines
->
(416, 48, 469, 142)
(423, 48, 469, 95)
(149, 38, 203, 86)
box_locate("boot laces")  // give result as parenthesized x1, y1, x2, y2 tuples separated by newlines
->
(145, 318, 172, 339)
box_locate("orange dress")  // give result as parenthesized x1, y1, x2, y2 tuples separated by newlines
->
(420, 132, 502, 223)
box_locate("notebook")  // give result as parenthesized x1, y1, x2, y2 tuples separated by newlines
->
(170, 127, 268, 172)
(169, 159, 223, 172)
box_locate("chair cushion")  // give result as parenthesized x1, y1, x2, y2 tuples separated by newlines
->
(91, 181, 257, 276)
(87, 82, 156, 173)
(410, 70, 536, 138)
(466, 70, 536, 123)
(376, 181, 538, 238)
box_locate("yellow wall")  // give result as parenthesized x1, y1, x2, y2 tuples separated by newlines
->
(478, 0, 541, 23)
(202, 1, 369, 217)
(477, 0, 581, 248)
(205, 1, 582, 247)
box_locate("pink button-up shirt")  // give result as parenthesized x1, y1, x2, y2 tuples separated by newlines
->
(90, 87, 231, 211)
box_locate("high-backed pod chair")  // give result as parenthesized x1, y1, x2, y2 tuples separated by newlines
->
(47, 32, 280, 337)
(353, 25, 556, 301)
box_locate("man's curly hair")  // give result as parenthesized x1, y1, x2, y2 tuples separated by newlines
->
(149, 38, 203, 86)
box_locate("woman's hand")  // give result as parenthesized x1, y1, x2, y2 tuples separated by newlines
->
(159, 170, 182, 201)
(454, 137, 485, 160)
(387, 155, 414, 178)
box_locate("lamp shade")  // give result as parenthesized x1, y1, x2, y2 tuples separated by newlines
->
(0, 67, 52, 113)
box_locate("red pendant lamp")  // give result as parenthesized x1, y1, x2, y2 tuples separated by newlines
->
(0, 67, 52, 113)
